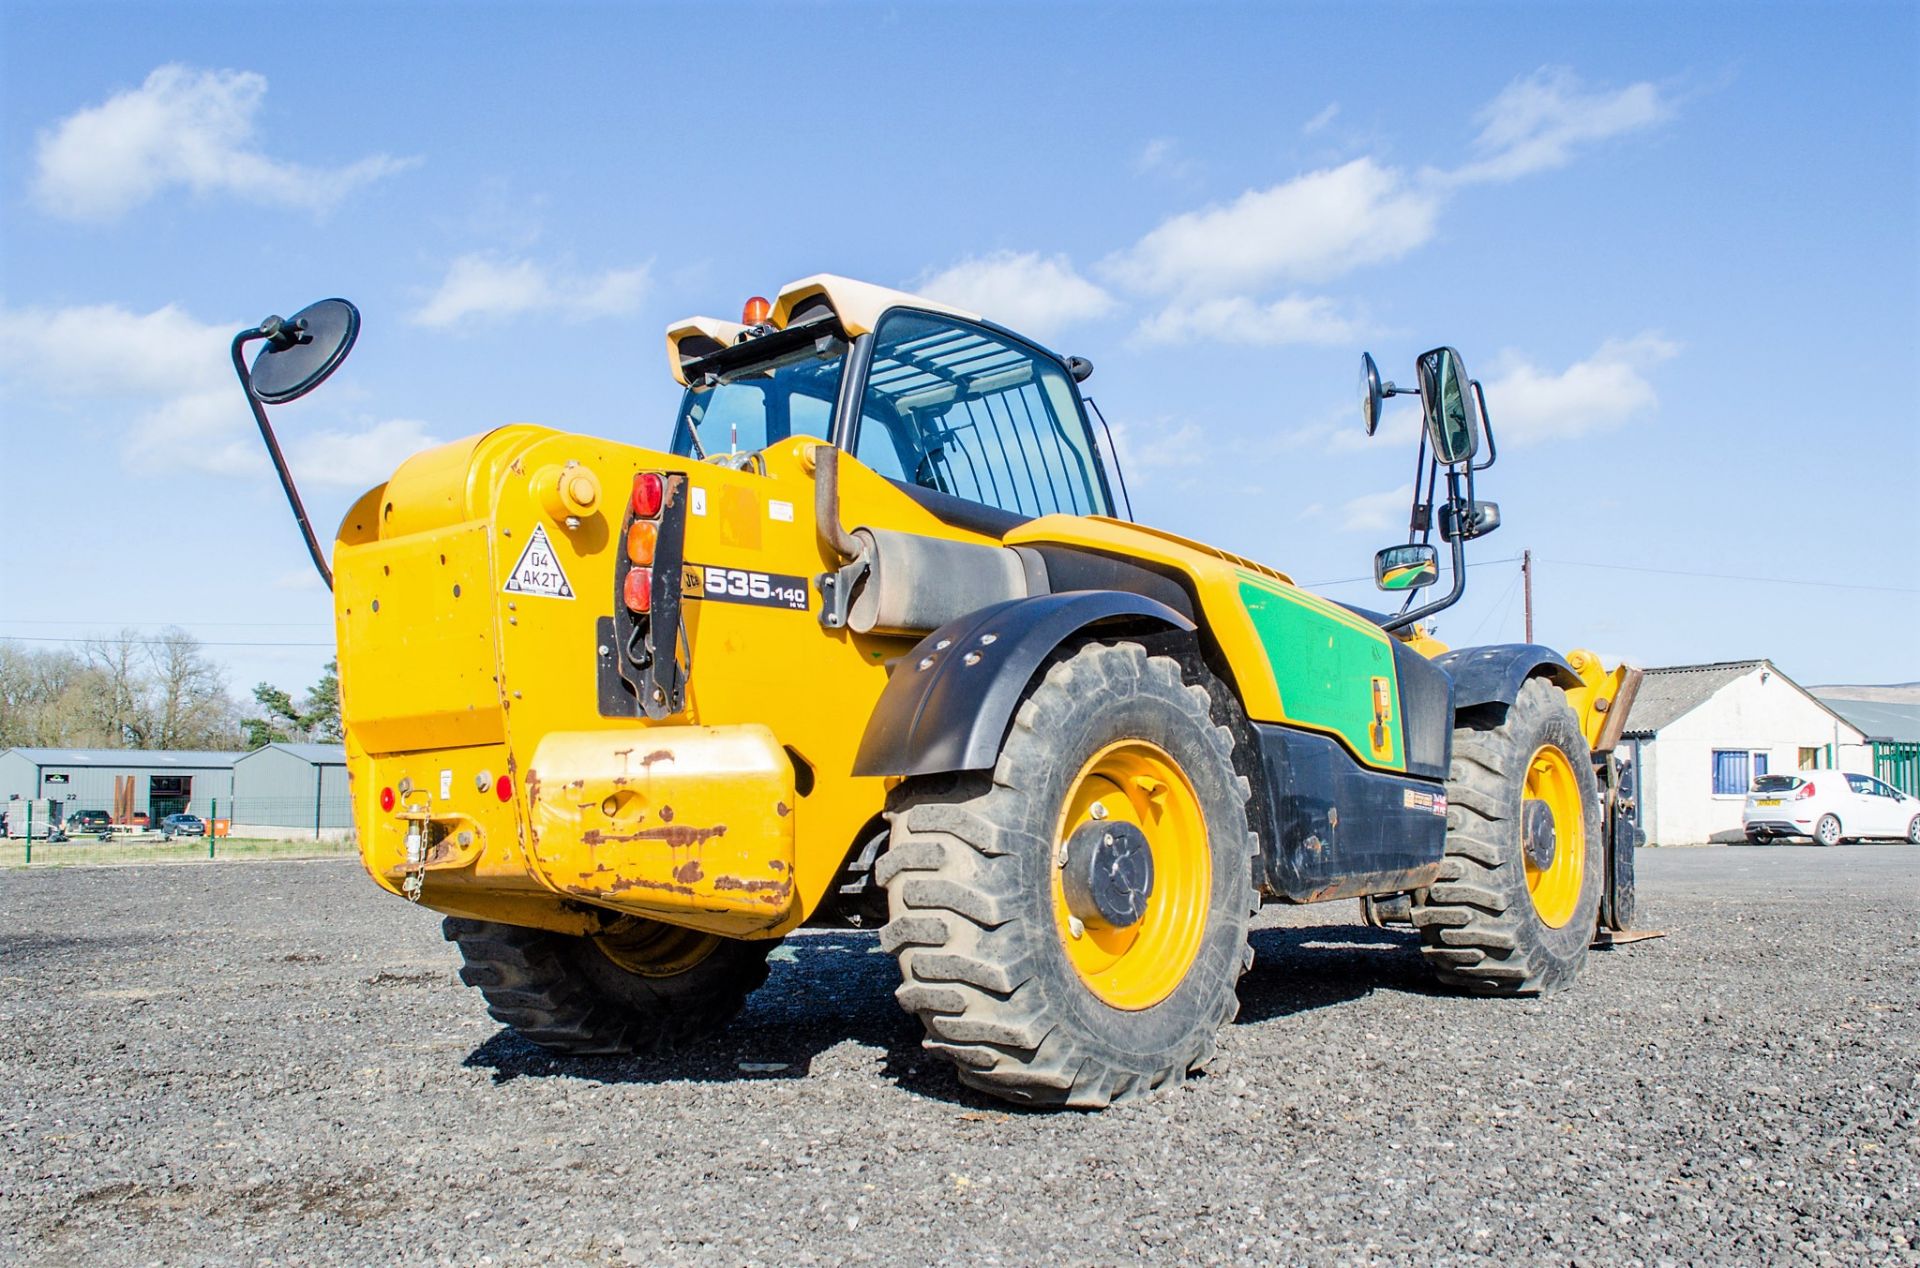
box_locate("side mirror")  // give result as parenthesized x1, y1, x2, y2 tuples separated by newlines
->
(1374, 543, 1440, 592)
(1359, 351, 1385, 436)
(1415, 346, 1481, 465)
(1439, 500, 1501, 541)
(247, 298, 360, 404)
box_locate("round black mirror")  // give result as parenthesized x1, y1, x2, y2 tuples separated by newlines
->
(249, 298, 360, 405)
(1359, 351, 1385, 436)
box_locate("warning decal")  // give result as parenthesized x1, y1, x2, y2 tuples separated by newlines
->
(503, 524, 575, 598)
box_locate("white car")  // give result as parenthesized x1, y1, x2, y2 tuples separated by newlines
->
(1743, 771, 1920, 846)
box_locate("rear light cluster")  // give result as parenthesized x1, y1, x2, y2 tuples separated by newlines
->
(1794, 782, 1815, 800)
(624, 471, 666, 614)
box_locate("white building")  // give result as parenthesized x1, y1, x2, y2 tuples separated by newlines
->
(1622, 660, 1869, 846)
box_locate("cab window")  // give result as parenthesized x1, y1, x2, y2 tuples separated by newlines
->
(853, 312, 1109, 518)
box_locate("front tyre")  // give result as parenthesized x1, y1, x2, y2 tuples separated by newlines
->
(1814, 814, 1843, 847)
(878, 641, 1257, 1108)
(444, 917, 776, 1055)
(1412, 677, 1604, 995)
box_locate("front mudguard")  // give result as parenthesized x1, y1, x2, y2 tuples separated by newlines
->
(852, 590, 1195, 778)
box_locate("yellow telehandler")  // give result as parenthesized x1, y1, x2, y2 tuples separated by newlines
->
(233, 277, 1642, 1107)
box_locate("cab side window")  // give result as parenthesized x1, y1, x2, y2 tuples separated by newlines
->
(854, 312, 1109, 519)
(1845, 773, 1874, 795)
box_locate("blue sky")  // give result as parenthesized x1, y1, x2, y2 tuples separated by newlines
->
(2, 1, 1915, 699)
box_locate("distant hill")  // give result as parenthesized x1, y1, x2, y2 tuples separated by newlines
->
(1811, 682, 1920, 705)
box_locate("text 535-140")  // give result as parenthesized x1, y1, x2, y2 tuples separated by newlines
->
(682, 564, 810, 612)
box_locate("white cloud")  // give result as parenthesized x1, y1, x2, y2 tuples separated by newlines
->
(1105, 158, 1441, 296)
(1301, 103, 1340, 135)
(914, 250, 1117, 337)
(412, 253, 651, 328)
(0, 299, 432, 486)
(1133, 294, 1365, 347)
(1107, 417, 1209, 478)
(1482, 333, 1679, 443)
(32, 64, 413, 221)
(1135, 138, 1199, 181)
(1450, 67, 1674, 185)
(0, 301, 250, 471)
(289, 418, 444, 488)
(1339, 484, 1416, 535)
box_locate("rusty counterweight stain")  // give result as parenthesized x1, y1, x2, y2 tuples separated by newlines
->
(580, 823, 728, 848)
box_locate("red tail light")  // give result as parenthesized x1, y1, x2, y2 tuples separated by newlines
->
(742, 295, 772, 325)
(1794, 782, 1814, 800)
(623, 566, 653, 613)
(379, 786, 395, 812)
(630, 472, 665, 518)
(495, 773, 513, 802)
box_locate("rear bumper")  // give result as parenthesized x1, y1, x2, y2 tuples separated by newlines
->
(355, 724, 797, 937)
(1743, 818, 1810, 836)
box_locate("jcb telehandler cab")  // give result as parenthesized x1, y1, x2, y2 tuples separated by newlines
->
(235, 276, 1642, 1107)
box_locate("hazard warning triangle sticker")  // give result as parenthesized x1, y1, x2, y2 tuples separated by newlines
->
(503, 524, 575, 598)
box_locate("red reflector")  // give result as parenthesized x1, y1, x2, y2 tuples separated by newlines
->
(379, 786, 395, 812)
(630, 472, 664, 518)
(742, 295, 772, 325)
(623, 566, 653, 613)
(626, 519, 658, 566)
(495, 773, 513, 802)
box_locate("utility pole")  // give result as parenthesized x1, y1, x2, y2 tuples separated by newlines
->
(1522, 550, 1534, 643)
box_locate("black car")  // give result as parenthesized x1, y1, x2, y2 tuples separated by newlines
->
(159, 813, 206, 838)
(67, 809, 112, 833)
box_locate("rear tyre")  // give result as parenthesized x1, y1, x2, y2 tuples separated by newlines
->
(1411, 677, 1604, 995)
(879, 641, 1257, 1108)
(1906, 816, 1919, 845)
(1814, 814, 1843, 847)
(444, 916, 776, 1055)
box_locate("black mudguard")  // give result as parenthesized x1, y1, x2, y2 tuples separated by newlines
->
(851, 590, 1195, 778)
(1435, 643, 1581, 712)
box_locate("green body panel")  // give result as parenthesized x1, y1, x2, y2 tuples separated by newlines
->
(1235, 573, 1405, 772)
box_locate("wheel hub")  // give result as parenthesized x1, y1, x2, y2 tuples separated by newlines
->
(1521, 799, 1557, 871)
(1062, 819, 1155, 929)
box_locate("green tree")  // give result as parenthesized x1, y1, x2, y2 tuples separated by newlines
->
(243, 658, 342, 747)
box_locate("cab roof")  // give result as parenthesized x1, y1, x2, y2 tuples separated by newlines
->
(665, 274, 979, 386)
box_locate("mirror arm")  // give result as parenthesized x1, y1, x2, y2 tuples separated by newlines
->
(1383, 469, 1468, 633)
(1381, 527, 1465, 633)
(1469, 380, 1498, 472)
(231, 328, 333, 591)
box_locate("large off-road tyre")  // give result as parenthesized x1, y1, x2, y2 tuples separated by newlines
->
(878, 640, 1257, 1109)
(443, 916, 776, 1055)
(1412, 677, 1604, 995)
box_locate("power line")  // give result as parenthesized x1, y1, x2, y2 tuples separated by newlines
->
(1538, 557, 1918, 595)
(2, 634, 334, 649)
(0, 618, 330, 629)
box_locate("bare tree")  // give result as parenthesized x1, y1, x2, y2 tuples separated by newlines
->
(147, 628, 239, 749)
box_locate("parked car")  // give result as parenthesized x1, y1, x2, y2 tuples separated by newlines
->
(1744, 772, 1920, 846)
(159, 813, 206, 839)
(66, 809, 112, 838)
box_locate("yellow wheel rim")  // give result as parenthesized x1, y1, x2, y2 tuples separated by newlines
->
(594, 919, 721, 978)
(1052, 740, 1210, 1010)
(1523, 744, 1587, 928)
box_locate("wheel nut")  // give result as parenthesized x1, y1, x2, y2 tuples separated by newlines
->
(1068, 916, 1085, 939)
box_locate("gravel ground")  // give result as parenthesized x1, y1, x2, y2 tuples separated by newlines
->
(3, 846, 1915, 1266)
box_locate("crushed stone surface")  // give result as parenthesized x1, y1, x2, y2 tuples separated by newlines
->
(2, 846, 1915, 1265)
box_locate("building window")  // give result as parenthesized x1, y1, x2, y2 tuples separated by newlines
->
(1798, 746, 1820, 770)
(1711, 749, 1761, 796)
